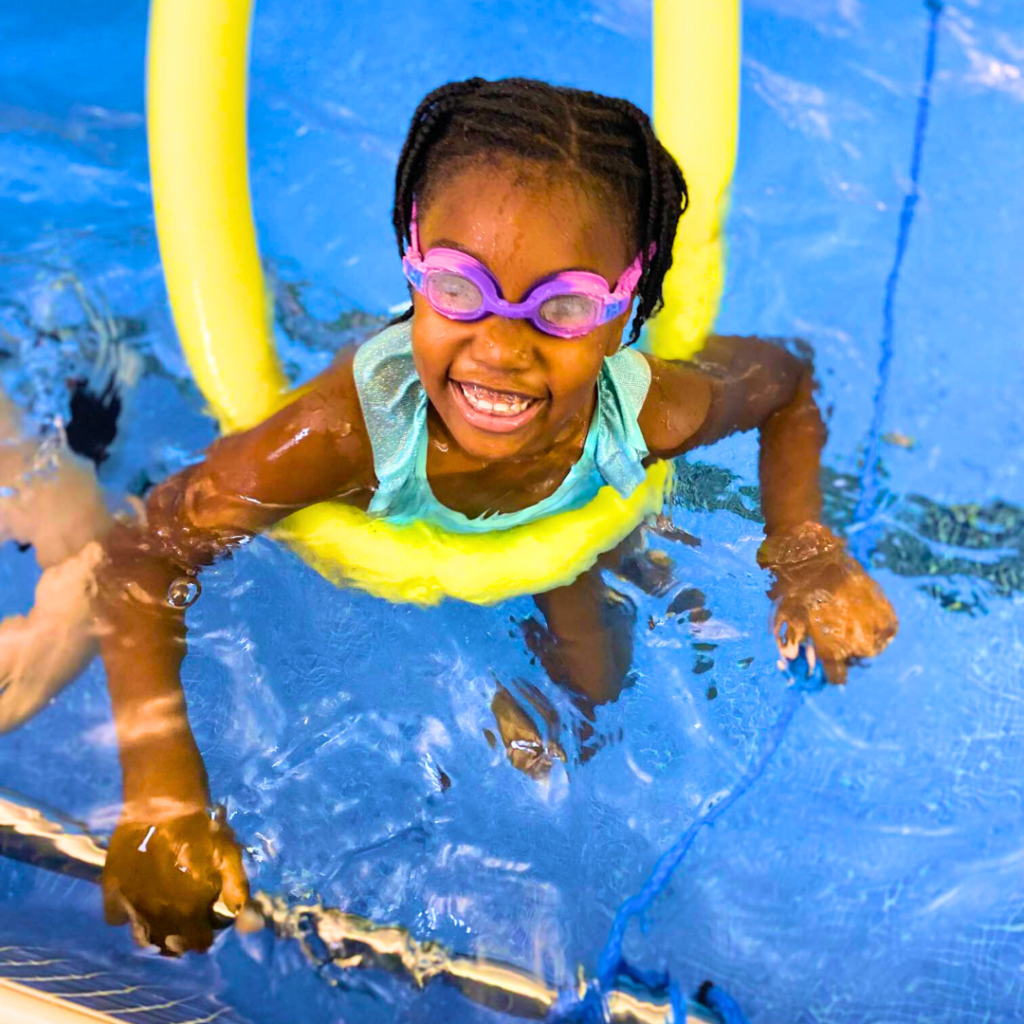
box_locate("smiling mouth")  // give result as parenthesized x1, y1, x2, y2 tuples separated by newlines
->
(449, 379, 545, 434)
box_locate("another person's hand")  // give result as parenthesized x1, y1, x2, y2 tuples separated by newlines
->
(759, 522, 898, 683)
(103, 807, 248, 954)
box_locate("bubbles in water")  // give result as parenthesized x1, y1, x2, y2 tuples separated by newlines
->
(167, 576, 200, 608)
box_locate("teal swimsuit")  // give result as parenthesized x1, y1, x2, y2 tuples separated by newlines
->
(352, 320, 652, 533)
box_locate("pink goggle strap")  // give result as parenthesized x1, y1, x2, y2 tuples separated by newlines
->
(617, 252, 644, 295)
(617, 242, 658, 295)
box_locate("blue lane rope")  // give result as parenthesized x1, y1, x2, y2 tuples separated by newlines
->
(851, 0, 944, 561)
(595, 681, 807, 993)
(549, 6, 945, 1022)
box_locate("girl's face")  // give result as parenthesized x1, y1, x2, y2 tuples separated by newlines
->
(410, 160, 635, 462)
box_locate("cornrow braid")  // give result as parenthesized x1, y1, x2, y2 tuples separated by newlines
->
(392, 77, 688, 345)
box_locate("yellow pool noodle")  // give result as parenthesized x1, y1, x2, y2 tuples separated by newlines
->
(648, 0, 741, 361)
(146, 0, 739, 604)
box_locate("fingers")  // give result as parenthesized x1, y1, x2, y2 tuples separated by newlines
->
(870, 601, 899, 654)
(805, 641, 817, 675)
(774, 616, 805, 666)
(876, 619, 898, 652)
(821, 657, 848, 685)
(103, 812, 249, 955)
(775, 617, 822, 682)
(102, 882, 131, 927)
(122, 896, 157, 950)
(215, 835, 250, 918)
(771, 557, 901, 683)
(150, 903, 214, 956)
(105, 870, 216, 954)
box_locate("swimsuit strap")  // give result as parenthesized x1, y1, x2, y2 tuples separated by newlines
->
(352, 319, 426, 514)
(353, 321, 652, 532)
(597, 344, 653, 496)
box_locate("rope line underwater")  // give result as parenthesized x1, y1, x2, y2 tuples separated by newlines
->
(552, 5, 946, 1020)
(852, 0, 944, 559)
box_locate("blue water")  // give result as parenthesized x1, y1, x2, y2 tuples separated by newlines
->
(2, 1, 1024, 1021)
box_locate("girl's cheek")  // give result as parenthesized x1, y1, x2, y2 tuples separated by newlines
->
(552, 350, 603, 397)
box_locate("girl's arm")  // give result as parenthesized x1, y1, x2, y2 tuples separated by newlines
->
(96, 351, 375, 952)
(640, 336, 897, 681)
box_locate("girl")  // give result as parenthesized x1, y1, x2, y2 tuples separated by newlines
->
(96, 78, 897, 953)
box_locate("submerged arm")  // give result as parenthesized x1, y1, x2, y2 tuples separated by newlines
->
(642, 333, 822, 527)
(641, 335, 896, 681)
(96, 353, 374, 950)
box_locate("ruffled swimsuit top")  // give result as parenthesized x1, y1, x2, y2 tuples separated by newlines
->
(352, 320, 652, 534)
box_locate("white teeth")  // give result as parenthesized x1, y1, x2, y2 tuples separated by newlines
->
(459, 382, 534, 417)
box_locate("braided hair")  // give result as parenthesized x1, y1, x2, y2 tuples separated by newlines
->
(392, 77, 688, 345)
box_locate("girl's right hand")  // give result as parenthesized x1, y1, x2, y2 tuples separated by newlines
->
(759, 522, 898, 683)
(102, 808, 248, 955)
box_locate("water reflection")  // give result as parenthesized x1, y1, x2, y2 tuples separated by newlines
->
(0, 315, 905, 962)
(0, 281, 986, 974)
(0, 276, 950, 971)
(0, 311, 1016, 1003)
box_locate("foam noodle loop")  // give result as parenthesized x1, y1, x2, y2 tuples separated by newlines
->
(146, 0, 688, 605)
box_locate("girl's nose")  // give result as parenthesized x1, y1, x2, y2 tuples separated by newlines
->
(471, 316, 534, 371)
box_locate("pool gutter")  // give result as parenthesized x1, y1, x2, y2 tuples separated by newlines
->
(0, 790, 717, 1024)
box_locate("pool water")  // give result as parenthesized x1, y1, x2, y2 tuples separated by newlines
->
(2, 1, 1024, 1021)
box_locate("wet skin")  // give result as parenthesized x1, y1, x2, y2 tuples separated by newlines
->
(91, 157, 896, 952)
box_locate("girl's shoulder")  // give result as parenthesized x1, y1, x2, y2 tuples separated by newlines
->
(277, 344, 374, 468)
(637, 353, 713, 459)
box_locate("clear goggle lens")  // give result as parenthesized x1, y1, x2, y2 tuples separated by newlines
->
(424, 271, 483, 315)
(537, 293, 601, 331)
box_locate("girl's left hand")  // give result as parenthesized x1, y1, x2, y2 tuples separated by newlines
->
(103, 806, 248, 955)
(759, 523, 898, 684)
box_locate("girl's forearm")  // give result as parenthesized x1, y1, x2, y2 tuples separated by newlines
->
(96, 455, 302, 815)
(757, 371, 827, 535)
(98, 522, 210, 816)
(94, 374, 370, 819)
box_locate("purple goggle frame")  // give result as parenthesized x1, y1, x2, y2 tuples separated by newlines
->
(401, 202, 648, 339)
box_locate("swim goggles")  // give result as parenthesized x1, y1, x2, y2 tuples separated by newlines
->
(402, 202, 647, 339)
